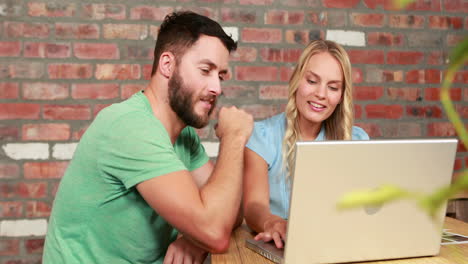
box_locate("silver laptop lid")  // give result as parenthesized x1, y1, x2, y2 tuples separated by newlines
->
(284, 139, 458, 264)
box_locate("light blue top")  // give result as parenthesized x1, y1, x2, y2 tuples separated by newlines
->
(245, 112, 369, 219)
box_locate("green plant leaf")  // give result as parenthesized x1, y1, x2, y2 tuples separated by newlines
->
(337, 185, 412, 210)
(393, 0, 415, 9)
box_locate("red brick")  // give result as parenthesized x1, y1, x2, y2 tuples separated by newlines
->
(280, 66, 295, 82)
(425, 87, 462, 101)
(123, 45, 153, 60)
(406, 105, 443, 118)
(453, 158, 463, 171)
(389, 15, 424, 28)
(26, 201, 52, 218)
(239, 0, 274, 5)
(387, 51, 424, 65)
(0, 201, 22, 218)
(72, 83, 119, 99)
(95, 64, 141, 80)
(55, 23, 99, 39)
(8, 62, 45, 79)
(0, 183, 15, 198)
(465, 88, 468, 102)
(82, 4, 126, 20)
(0, 163, 19, 179)
(405, 69, 441, 84)
(457, 141, 467, 152)
(352, 68, 363, 83)
(0, 41, 21, 57)
(309, 11, 329, 26)
(142, 64, 153, 80)
(72, 124, 89, 140)
(354, 105, 362, 119)
(0, 104, 40, 120)
(260, 48, 302, 63)
(236, 66, 278, 82)
(282, 0, 320, 6)
(383, 71, 403, 82)
(24, 162, 69, 179)
(363, 0, 398, 10)
(25, 239, 45, 254)
(122, 84, 145, 99)
(381, 122, 422, 137)
(242, 28, 282, 43)
(367, 32, 403, 46)
(43, 105, 91, 120)
(355, 122, 382, 137)
(405, 0, 441, 11)
(94, 104, 112, 117)
(427, 122, 456, 136)
(241, 104, 279, 119)
(222, 85, 256, 99)
(447, 34, 465, 46)
(0, 125, 19, 141)
(0, 239, 20, 256)
(221, 8, 257, 23)
(453, 71, 467, 84)
(285, 30, 323, 45)
(103, 24, 147, 40)
(455, 105, 468, 119)
(0, 83, 19, 99)
(130, 6, 173, 21)
(230, 47, 257, 62)
(74, 43, 119, 60)
(259, 85, 288, 100)
(22, 123, 70, 141)
(28, 2, 76, 17)
(387, 87, 422, 101)
(17, 182, 47, 199)
(5, 22, 49, 38)
(348, 50, 384, 64)
(324, 0, 360, 8)
(265, 10, 304, 25)
(444, 0, 468, 12)
(427, 51, 448, 65)
(24, 42, 71, 58)
(353, 86, 384, 100)
(22, 82, 69, 100)
(149, 25, 159, 40)
(351, 13, 385, 27)
(365, 104, 404, 119)
(407, 32, 444, 48)
(48, 64, 93, 79)
(429, 16, 463, 29)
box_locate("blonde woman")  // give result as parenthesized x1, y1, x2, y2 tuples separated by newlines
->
(243, 39, 369, 249)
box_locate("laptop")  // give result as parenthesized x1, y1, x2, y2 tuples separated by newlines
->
(246, 139, 458, 263)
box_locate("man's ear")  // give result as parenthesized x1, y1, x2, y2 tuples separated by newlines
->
(158, 51, 175, 79)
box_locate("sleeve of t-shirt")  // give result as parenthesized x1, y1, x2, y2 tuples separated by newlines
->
(98, 111, 187, 189)
(352, 126, 370, 140)
(245, 121, 274, 165)
(184, 127, 209, 171)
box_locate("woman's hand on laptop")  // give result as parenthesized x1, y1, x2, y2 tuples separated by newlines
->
(254, 215, 287, 249)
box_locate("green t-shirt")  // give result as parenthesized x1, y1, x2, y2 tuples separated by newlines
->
(43, 91, 209, 264)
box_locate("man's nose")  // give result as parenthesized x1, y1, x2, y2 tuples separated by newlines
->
(208, 77, 222, 96)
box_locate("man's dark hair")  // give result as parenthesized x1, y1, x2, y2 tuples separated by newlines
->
(151, 11, 237, 76)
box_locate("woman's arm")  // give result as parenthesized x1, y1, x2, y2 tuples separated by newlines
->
(243, 148, 287, 248)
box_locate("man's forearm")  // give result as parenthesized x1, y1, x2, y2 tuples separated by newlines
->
(199, 136, 246, 233)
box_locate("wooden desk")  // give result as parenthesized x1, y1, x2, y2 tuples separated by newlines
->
(212, 217, 468, 264)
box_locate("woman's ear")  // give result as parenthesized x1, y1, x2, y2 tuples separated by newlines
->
(158, 51, 175, 79)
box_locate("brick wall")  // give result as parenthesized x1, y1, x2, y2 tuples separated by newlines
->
(0, 0, 467, 262)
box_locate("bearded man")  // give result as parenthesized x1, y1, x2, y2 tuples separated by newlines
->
(43, 11, 253, 264)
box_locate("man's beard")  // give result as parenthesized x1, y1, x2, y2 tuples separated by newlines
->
(168, 69, 216, 129)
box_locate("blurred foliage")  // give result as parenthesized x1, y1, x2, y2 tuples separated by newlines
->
(337, 0, 468, 220)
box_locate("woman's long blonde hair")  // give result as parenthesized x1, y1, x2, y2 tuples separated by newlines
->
(282, 40, 354, 178)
